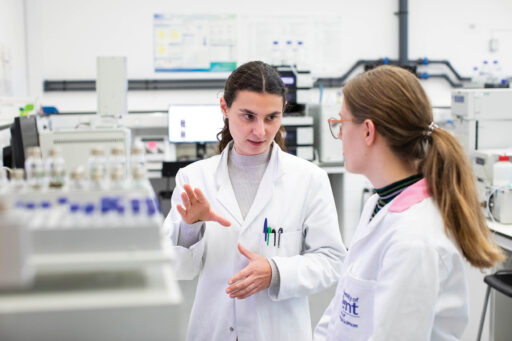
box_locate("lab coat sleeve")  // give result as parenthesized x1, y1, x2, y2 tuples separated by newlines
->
(270, 169, 346, 301)
(162, 168, 206, 280)
(371, 240, 440, 341)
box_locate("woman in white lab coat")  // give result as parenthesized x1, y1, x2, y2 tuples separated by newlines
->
(314, 65, 504, 341)
(163, 61, 346, 341)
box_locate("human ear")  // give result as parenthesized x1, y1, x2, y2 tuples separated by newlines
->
(220, 97, 229, 117)
(364, 119, 376, 146)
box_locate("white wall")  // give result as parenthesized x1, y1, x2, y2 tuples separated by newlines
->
(0, 0, 27, 97)
(21, 0, 512, 111)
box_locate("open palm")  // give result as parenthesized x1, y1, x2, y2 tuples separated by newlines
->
(177, 184, 231, 227)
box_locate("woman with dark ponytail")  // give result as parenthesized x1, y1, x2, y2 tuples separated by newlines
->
(314, 65, 504, 341)
(164, 61, 346, 341)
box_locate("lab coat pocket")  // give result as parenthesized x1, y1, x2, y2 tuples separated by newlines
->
(333, 269, 376, 341)
(259, 229, 303, 257)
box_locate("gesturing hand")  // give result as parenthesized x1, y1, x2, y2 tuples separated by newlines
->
(177, 184, 231, 227)
(226, 243, 272, 299)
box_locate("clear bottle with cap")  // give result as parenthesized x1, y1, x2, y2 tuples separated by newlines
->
(283, 40, 294, 66)
(31, 201, 52, 230)
(296, 40, 307, 70)
(9, 169, 26, 192)
(24, 146, 46, 190)
(69, 166, 87, 191)
(109, 146, 126, 180)
(110, 164, 126, 190)
(87, 147, 106, 182)
(471, 66, 483, 88)
(131, 164, 150, 191)
(62, 203, 81, 229)
(480, 60, 491, 86)
(83, 203, 96, 228)
(130, 143, 146, 177)
(271, 41, 281, 66)
(493, 155, 512, 187)
(47, 196, 69, 229)
(46, 147, 66, 189)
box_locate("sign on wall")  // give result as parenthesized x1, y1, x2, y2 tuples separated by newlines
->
(153, 13, 237, 72)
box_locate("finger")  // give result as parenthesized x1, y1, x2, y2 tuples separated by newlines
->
(228, 267, 250, 285)
(226, 276, 252, 294)
(194, 187, 208, 204)
(176, 204, 187, 218)
(238, 243, 255, 261)
(209, 211, 231, 227)
(183, 184, 198, 203)
(231, 282, 258, 299)
(180, 192, 191, 209)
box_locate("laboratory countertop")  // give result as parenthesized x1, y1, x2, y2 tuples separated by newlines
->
(488, 220, 512, 251)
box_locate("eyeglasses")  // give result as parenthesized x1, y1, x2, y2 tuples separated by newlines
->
(328, 117, 353, 139)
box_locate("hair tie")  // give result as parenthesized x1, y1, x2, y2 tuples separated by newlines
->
(424, 122, 438, 137)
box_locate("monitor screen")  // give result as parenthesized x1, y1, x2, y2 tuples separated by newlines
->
(168, 104, 225, 143)
(10, 116, 39, 168)
(278, 70, 297, 105)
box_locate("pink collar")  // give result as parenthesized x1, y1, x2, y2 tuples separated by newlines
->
(388, 178, 432, 213)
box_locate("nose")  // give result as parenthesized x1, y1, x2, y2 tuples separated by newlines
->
(253, 119, 265, 137)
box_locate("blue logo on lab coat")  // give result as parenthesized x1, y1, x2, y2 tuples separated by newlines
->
(339, 291, 360, 328)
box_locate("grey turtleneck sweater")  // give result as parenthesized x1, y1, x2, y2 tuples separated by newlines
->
(177, 145, 280, 292)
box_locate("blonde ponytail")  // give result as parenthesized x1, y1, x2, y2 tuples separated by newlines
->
(421, 129, 504, 268)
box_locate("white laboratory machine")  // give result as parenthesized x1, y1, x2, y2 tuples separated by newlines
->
(39, 56, 132, 175)
(282, 116, 315, 161)
(472, 149, 512, 224)
(96, 56, 127, 128)
(451, 88, 512, 152)
(451, 89, 512, 224)
(39, 127, 131, 174)
(0, 166, 182, 341)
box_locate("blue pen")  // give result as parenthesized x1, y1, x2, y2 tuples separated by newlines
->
(263, 218, 268, 242)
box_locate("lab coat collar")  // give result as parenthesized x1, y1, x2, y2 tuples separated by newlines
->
(214, 141, 284, 227)
(388, 178, 431, 213)
(348, 179, 432, 251)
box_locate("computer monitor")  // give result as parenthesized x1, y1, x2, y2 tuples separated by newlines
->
(10, 116, 40, 168)
(278, 70, 297, 104)
(168, 104, 225, 143)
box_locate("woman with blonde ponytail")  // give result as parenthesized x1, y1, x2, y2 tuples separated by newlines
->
(314, 65, 504, 341)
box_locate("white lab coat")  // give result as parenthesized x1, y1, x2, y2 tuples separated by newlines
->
(163, 142, 346, 341)
(314, 179, 469, 341)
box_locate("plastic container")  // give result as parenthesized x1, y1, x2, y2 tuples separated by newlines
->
(284, 40, 294, 66)
(87, 147, 106, 181)
(46, 147, 66, 188)
(7, 169, 25, 193)
(296, 41, 307, 70)
(69, 166, 87, 190)
(271, 41, 281, 66)
(31, 201, 52, 230)
(493, 155, 512, 187)
(471, 66, 483, 87)
(491, 60, 502, 86)
(24, 146, 46, 190)
(109, 146, 126, 179)
(130, 143, 146, 177)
